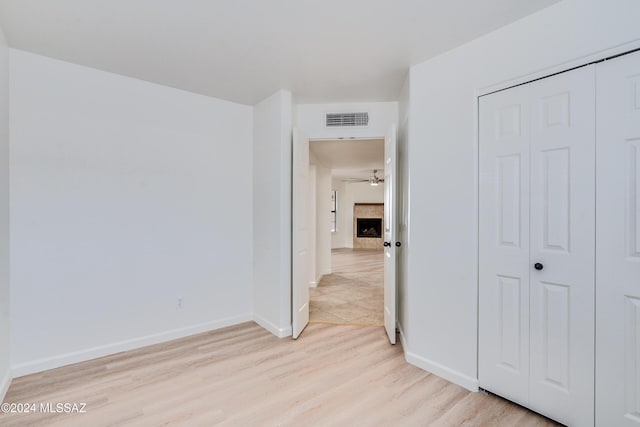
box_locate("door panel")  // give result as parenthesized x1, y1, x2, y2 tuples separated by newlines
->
(528, 65, 595, 427)
(479, 84, 531, 405)
(480, 65, 596, 426)
(539, 281, 570, 391)
(540, 148, 570, 253)
(630, 141, 640, 258)
(497, 154, 521, 248)
(625, 297, 640, 423)
(496, 275, 522, 371)
(292, 128, 309, 339)
(596, 49, 640, 427)
(384, 124, 397, 345)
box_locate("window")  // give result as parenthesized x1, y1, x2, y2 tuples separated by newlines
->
(330, 190, 337, 232)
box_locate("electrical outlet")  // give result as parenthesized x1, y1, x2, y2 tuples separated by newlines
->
(177, 298, 183, 309)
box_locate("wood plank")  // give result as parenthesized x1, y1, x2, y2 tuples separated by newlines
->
(310, 248, 384, 326)
(0, 322, 559, 426)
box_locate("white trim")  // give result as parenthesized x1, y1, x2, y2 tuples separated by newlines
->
(405, 349, 479, 392)
(399, 321, 478, 392)
(473, 84, 481, 381)
(11, 313, 252, 378)
(309, 274, 323, 288)
(477, 39, 640, 97)
(398, 321, 408, 352)
(253, 313, 292, 338)
(310, 137, 385, 142)
(280, 92, 292, 346)
(0, 369, 11, 402)
(253, 314, 292, 338)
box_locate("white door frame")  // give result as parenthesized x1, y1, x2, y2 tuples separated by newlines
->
(383, 124, 398, 344)
(292, 128, 310, 339)
(291, 132, 400, 339)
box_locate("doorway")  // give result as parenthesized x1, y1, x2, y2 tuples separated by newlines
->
(308, 139, 385, 326)
(291, 124, 401, 344)
(291, 125, 401, 344)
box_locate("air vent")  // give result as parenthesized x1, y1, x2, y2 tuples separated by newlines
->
(326, 112, 369, 127)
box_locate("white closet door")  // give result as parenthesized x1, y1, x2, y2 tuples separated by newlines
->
(528, 65, 595, 426)
(596, 50, 640, 427)
(479, 85, 531, 405)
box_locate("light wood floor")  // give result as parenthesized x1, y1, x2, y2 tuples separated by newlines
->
(310, 248, 384, 326)
(1, 322, 559, 426)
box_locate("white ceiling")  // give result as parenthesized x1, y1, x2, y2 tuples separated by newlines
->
(310, 139, 384, 180)
(0, 0, 559, 105)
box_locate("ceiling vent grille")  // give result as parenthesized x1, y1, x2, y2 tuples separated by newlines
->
(326, 112, 369, 127)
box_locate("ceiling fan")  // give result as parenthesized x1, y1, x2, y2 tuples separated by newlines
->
(343, 169, 385, 186)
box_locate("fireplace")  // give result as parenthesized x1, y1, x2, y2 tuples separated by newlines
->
(353, 203, 383, 249)
(356, 218, 382, 238)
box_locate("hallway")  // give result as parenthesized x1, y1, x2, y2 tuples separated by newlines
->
(309, 249, 383, 326)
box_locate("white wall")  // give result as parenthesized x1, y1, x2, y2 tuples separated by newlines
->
(335, 181, 384, 249)
(0, 24, 10, 400)
(404, 0, 640, 391)
(9, 50, 254, 375)
(296, 102, 398, 140)
(308, 164, 317, 285)
(315, 165, 331, 279)
(331, 178, 347, 249)
(252, 90, 293, 338)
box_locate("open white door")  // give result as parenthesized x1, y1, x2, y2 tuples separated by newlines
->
(292, 128, 310, 339)
(383, 125, 397, 344)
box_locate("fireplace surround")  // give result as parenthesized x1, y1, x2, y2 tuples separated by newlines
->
(353, 203, 384, 249)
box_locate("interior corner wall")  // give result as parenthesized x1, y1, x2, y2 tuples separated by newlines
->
(9, 49, 254, 376)
(406, 0, 640, 391)
(315, 165, 331, 279)
(252, 89, 293, 338)
(0, 25, 10, 400)
(331, 178, 347, 249)
(308, 164, 317, 285)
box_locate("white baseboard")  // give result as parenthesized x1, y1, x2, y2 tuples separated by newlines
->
(398, 322, 478, 392)
(309, 272, 324, 288)
(11, 313, 253, 378)
(0, 369, 11, 403)
(398, 321, 408, 351)
(405, 350, 479, 392)
(310, 274, 324, 288)
(253, 314, 292, 338)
